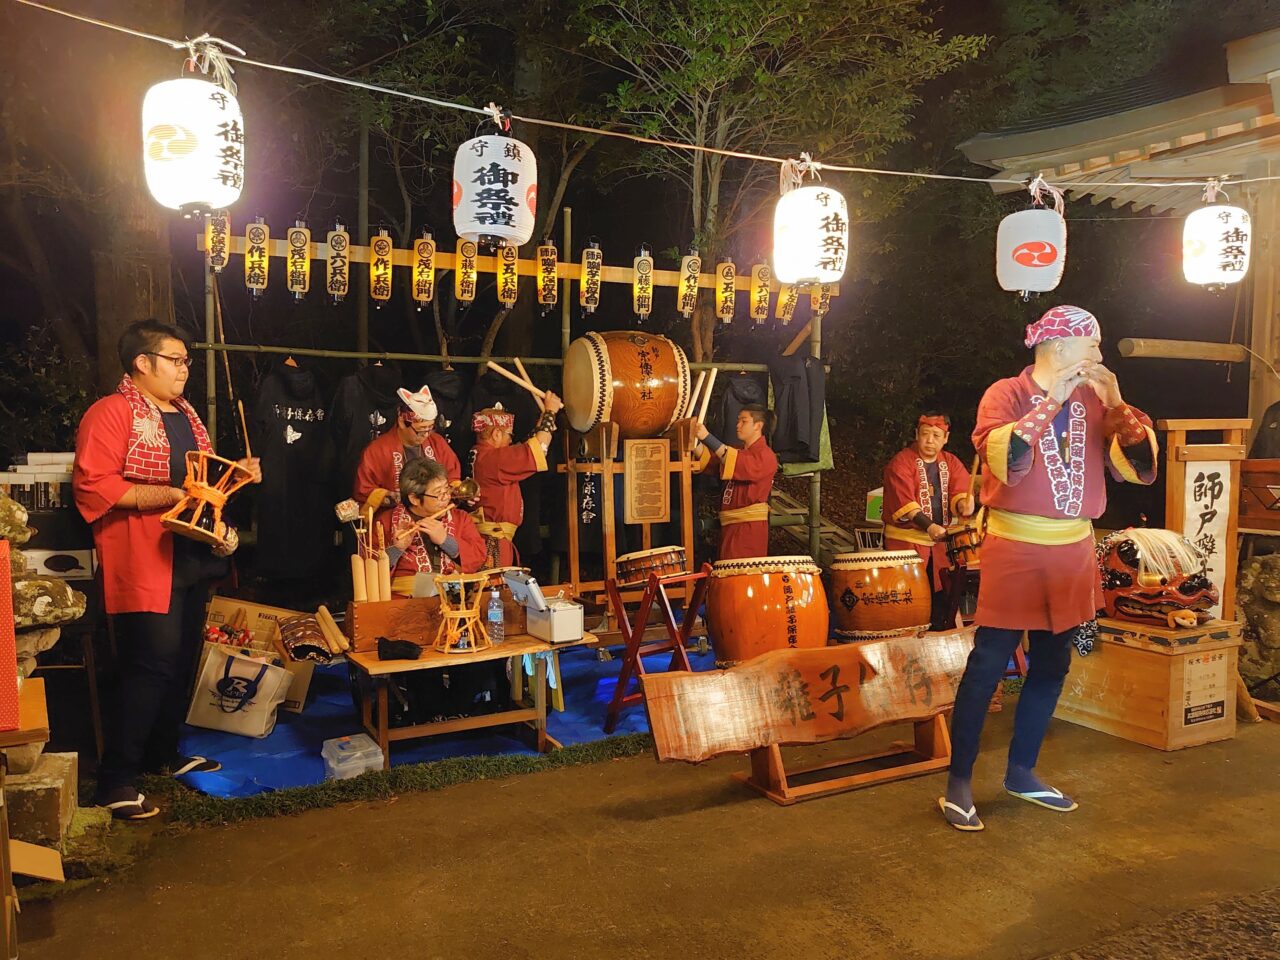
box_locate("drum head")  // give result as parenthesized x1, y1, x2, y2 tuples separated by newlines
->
(617, 546, 683, 563)
(564, 334, 609, 434)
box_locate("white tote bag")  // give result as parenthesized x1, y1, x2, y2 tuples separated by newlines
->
(186, 646, 292, 738)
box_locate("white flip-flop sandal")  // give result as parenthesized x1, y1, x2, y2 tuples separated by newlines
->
(104, 793, 160, 821)
(1005, 785, 1078, 812)
(937, 796, 984, 832)
(171, 756, 222, 777)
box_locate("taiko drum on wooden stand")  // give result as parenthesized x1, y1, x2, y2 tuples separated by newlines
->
(563, 330, 691, 439)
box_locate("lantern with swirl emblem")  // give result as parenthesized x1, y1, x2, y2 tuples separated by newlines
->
(142, 41, 246, 218)
(453, 131, 537, 247)
(996, 177, 1067, 297)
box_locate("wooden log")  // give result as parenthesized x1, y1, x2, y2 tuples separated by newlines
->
(1118, 338, 1247, 363)
(642, 628, 974, 763)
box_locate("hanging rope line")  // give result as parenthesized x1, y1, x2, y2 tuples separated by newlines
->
(10, 0, 1280, 190)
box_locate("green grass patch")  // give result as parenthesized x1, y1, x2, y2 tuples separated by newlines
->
(137, 733, 654, 829)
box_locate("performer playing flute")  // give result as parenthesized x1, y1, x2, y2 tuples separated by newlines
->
(881, 412, 975, 630)
(939, 305, 1157, 832)
(382, 458, 486, 595)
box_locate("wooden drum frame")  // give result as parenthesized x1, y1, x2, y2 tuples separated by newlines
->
(563, 331, 691, 439)
(705, 556, 828, 666)
(615, 546, 687, 585)
(829, 550, 932, 639)
(160, 450, 254, 546)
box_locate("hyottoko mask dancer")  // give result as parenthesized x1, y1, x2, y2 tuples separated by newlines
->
(938, 305, 1159, 833)
(1096, 528, 1217, 628)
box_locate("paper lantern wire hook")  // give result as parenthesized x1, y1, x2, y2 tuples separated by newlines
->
(779, 152, 820, 195)
(485, 102, 511, 132)
(1202, 178, 1228, 203)
(182, 35, 244, 95)
(1027, 175, 1065, 216)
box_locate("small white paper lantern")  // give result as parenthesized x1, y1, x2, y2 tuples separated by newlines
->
(1183, 205, 1251, 286)
(996, 208, 1066, 294)
(773, 185, 849, 285)
(143, 78, 245, 217)
(453, 135, 537, 246)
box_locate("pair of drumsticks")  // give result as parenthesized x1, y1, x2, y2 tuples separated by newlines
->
(485, 358, 547, 412)
(683, 367, 717, 453)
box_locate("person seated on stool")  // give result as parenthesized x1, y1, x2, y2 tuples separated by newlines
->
(695, 405, 778, 561)
(354, 384, 461, 518)
(881, 412, 975, 630)
(381, 458, 486, 593)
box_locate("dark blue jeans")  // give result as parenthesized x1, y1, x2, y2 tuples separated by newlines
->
(949, 626, 1074, 780)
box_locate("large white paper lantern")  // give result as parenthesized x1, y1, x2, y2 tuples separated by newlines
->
(996, 208, 1066, 294)
(143, 78, 245, 217)
(1183, 205, 1251, 286)
(773, 185, 849, 284)
(452, 135, 537, 246)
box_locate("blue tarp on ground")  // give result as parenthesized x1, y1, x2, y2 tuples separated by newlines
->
(178, 644, 719, 798)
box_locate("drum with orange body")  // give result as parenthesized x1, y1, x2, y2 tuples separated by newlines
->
(615, 546, 686, 585)
(563, 331, 691, 439)
(829, 550, 931, 639)
(944, 522, 983, 569)
(705, 556, 828, 666)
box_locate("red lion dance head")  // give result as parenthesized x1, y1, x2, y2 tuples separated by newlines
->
(1095, 527, 1217, 628)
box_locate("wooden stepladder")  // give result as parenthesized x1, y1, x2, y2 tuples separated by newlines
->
(602, 565, 711, 734)
(643, 630, 974, 806)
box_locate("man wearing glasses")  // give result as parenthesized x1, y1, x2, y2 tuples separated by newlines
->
(383, 458, 486, 593)
(74, 319, 262, 821)
(353, 384, 461, 516)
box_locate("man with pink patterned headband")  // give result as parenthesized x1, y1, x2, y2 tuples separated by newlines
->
(938, 305, 1158, 832)
(881, 411, 974, 630)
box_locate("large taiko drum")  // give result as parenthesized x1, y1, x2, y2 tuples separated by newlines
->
(563, 331, 691, 439)
(830, 550, 931, 639)
(706, 556, 828, 666)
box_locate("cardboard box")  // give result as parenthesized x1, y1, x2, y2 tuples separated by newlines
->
(1055, 618, 1242, 751)
(203, 597, 315, 714)
(865, 487, 883, 523)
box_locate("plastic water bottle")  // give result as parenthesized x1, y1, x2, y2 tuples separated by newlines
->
(487, 589, 505, 644)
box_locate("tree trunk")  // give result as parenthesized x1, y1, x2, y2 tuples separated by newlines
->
(85, 0, 183, 391)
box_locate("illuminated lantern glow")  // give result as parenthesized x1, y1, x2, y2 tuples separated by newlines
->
(678, 251, 701, 318)
(244, 219, 269, 294)
(1183, 205, 1251, 287)
(412, 234, 436, 306)
(633, 247, 654, 320)
(775, 283, 799, 323)
(996, 208, 1066, 294)
(206, 213, 231, 272)
(326, 225, 350, 301)
(750, 264, 772, 322)
(143, 77, 245, 217)
(715, 261, 736, 322)
(580, 243, 603, 313)
(773, 185, 848, 285)
(286, 223, 310, 299)
(456, 238, 478, 303)
(497, 244, 519, 306)
(452, 135, 537, 246)
(536, 243, 558, 306)
(370, 230, 393, 303)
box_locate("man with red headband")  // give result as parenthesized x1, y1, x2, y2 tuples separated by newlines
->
(881, 412, 974, 630)
(353, 385, 460, 514)
(471, 393, 563, 567)
(938, 305, 1157, 832)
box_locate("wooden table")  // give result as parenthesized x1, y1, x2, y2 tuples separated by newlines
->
(348, 634, 594, 769)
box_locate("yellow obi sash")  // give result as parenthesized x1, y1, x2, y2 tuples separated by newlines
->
(390, 576, 417, 597)
(476, 520, 518, 540)
(719, 502, 769, 526)
(986, 508, 1093, 546)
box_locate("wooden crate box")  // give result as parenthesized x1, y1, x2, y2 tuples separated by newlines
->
(1054, 618, 1241, 751)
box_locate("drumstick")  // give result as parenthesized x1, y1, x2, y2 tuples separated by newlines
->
(692, 367, 718, 451)
(237, 400, 252, 462)
(512, 357, 544, 412)
(968, 454, 981, 503)
(684, 370, 707, 421)
(485, 361, 547, 399)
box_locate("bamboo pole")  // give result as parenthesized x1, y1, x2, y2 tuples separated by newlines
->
(1118, 338, 1248, 362)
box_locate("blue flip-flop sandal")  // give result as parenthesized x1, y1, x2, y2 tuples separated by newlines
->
(937, 797, 984, 832)
(1004, 784, 1078, 812)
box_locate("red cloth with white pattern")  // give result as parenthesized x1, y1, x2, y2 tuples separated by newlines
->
(352, 427, 461, 505)
(1023, 305, 1100, 348)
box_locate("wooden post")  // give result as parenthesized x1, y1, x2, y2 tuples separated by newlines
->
(1158, 418, 1250, 620)
(1247, 162, 1280, 444)
(808, 313, 822, 560)
(204, 255, 216, 443)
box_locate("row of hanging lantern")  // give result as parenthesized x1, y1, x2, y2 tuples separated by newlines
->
(996, 175, 1254, 296)
(208, 212, 831, 320)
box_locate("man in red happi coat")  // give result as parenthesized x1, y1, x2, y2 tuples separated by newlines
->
(353, 385, 460, 514)
(696, 405, 778, 560)
(938, 305, 1157, 832)
(882, 412, 975, 629)
(471, 393, 563, 567)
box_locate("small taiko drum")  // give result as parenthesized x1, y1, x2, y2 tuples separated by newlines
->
(945, 522, 984, 569)
(480, 566, 530, 591)
(706, 556, 828, 666)
(830, 550, 931, 639)
(615, 546, 686, 585)
(563, 331, 691, 439)
(161, 450, 253, 546)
